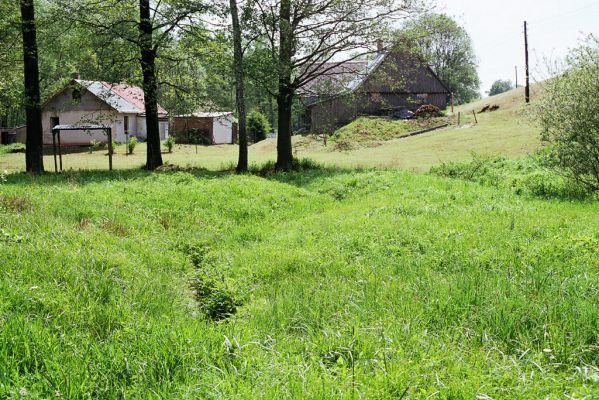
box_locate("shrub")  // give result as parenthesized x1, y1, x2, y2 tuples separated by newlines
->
(414, 104, 443, 119)
(488, 79, 513, 96)
(247, 110, 271, 142)
(530, 36, 599, 192)
(191, 275, 239, 321)
(89, 140, 104, 153)
(127, 136, 138, 154)
(430, 151, 590, 199)
(0, 143, 26, 155)
(109, 140, 118, 155)
(163, 136, 175, 153)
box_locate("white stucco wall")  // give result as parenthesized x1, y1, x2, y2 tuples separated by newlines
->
(212, 114, 233, 144)
(42, 110, 122, 145)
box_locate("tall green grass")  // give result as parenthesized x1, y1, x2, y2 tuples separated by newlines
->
(0, 167, 597, 398)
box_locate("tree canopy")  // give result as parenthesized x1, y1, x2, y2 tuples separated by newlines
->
(488, 79, 513, 96)
(400, 13, 480, 104)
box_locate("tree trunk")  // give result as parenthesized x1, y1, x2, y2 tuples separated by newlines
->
(230, 0, 247, 173)
(19, 0, 44, 174)
(139, 0, 163, 170)
(276, 0, 293, 171)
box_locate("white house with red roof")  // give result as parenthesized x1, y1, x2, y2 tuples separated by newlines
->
(41, 75, 169, 145)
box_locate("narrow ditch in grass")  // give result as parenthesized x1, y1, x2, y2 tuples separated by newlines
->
(180, 242, 241, 321)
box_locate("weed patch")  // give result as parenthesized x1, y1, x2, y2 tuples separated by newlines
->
(0, 194, 32, 212)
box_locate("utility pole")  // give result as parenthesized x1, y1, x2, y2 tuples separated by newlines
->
(524, 21, 530, 103)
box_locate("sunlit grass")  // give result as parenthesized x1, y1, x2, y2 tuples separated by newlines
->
(0, 167, 596, 398)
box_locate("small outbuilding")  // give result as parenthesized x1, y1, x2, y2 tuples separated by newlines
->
(0, 127, 17, 144)
(170, 112, 237, 145)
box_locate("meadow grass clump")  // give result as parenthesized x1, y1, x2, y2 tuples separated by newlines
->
(430, 151, 593, 199)
(0, 167, 596, 398)
(0, 143, 25, 155)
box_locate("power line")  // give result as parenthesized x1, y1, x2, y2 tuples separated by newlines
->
(528, 0, 599, 25)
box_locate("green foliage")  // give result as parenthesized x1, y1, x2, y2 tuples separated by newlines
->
(400, 13, 481, 104)
(247, 110, 271, 143)
(488, 79, 514, 96)
(89, 139, 105, 153)
(109, 140, 118, 155)
(163, 136, 176, 153)
(0, 168, 596, 397)
(127, 136, 138, 154)
(430, 151, 591, 199)
(531, 36, 599, 192)
(0, 143, 25, 155)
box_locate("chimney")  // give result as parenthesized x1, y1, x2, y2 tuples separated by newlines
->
(376, 39, 384, 53)
(72, 72, 80, 80)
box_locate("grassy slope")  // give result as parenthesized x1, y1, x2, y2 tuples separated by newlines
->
(0, 86, 542, 173)
(1, 169, 597, 398)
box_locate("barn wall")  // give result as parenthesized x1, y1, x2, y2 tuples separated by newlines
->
(358, 93, 448, 114)
(362, 52, 449, 95)
(309, 96, 357, 132)
(170, 117, 213, 144)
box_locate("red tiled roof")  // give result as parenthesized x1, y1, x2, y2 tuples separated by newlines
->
(99, 82, 168, 117)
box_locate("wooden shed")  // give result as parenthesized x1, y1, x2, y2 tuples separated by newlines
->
(170, 112, 237, 145)
(297, 48, 451, 132)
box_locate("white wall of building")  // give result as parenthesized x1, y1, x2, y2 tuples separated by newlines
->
(134, 118, 168, 141)
(212, 114, 233, 144)
(42, 109, 122, 145)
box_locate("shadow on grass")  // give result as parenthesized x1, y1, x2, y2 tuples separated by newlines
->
(2, 158, 365, 190)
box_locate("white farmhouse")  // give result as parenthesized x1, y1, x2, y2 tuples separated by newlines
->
(42, 75, 169, 145)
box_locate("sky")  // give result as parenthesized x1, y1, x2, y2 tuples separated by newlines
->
(436, 0, 599, 96)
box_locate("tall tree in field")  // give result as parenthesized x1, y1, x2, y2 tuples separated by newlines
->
(19, 0, 44, 173)
(56, 0, 206, 170)
(248, 0, 426, 170)
(401, 13, 480, 104)
(488, 79, 513, 96)
(229, 0, 248, 172)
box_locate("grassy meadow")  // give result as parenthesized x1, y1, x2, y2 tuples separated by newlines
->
(1, 86, 597, 398)
(0, 166, 597, 398)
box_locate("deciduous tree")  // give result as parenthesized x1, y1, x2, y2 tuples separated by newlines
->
(488, 79, 513, 96)
(19, 0, 44, 173)
(56, 0, 207, 170)
(248, 0, 426, 170)
(401, 13, 480, 104)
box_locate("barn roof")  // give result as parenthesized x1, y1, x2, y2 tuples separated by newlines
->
(75, 80, 168, 117)
(298, 51, 450, 103)
(298, 53, 387, 98)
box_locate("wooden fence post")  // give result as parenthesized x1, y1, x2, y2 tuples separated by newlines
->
(107, 128, 113, 171)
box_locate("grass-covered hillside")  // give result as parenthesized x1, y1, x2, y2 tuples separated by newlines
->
(0, 86, 542, 173)
(1, 168, 597, 398)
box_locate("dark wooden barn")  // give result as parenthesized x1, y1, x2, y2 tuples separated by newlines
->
(297, 49, 451, 132)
